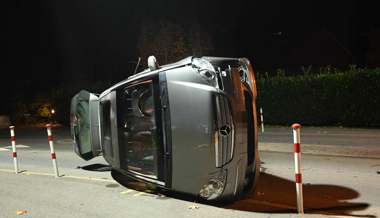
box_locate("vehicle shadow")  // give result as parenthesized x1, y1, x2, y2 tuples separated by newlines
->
(227, 172, 376, 218)
(110, 169, 375, 217)
(77, 163, 112, 172)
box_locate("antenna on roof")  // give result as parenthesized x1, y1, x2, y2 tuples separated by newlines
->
(133, 57, 141, 75)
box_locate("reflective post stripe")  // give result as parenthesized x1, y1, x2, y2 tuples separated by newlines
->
(260, 107, 264, 133)
(46, 124, 59, 177)
(9, 126, 19, 174)
(292, 123, 304, 216)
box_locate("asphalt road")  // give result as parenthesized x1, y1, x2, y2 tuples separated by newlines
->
(0, 126, 379, 218)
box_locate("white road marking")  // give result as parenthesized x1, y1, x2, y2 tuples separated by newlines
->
(120, 189, 134, 195)
(133, 192, 145, 197)
(3, 144, 30, 149)
(0, 168, 116, 183)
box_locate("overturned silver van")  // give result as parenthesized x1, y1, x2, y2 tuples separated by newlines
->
(70, 56, 259, 201)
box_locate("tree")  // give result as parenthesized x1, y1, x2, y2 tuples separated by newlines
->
(137, 19, 215, 66)
(138, 19, 189, 65)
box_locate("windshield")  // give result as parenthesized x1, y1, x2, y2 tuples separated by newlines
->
(117, 80, 160, 178)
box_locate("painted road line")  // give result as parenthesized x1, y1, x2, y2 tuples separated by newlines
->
(24, 171, 53, 177)
(0, 168, 159, 198)
(120, 189, 134, 195)
(134, 191, 156, 197)
(64, 175, 117, 183)
(0, 168, 116, 183)
(120, 189, 156, 197)
(4, 145, 31, 149)
(133, 192, 145, 197)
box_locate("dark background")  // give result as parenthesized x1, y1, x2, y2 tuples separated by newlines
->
(4, 0, 380, 119)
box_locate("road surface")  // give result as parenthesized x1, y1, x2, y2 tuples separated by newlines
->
(0, 126, 379, 218)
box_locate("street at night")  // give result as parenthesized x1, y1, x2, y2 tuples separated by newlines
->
(4, 1, 380, 217)
(0, 127, 379, 218)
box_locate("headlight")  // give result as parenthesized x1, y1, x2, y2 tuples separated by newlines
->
(199, 70, 215, 80)
(192, 58, 217, 84)
(199, 171, 227, 200)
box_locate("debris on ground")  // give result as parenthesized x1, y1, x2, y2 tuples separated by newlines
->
(377, 171, 380, 174)
(16, 210, 27, 215)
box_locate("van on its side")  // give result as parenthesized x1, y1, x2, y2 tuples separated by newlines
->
(70, 56, 259, 201)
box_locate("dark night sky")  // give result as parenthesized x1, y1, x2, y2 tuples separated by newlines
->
(4, 0, 380, 114)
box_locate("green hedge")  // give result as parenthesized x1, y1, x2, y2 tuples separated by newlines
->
(256, 68, 380, 127)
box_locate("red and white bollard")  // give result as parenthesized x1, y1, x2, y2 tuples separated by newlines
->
(260, 107, 265, 133)
(46, 124, 59, 177)
(9, 126, 19, 174)
(292, 123, 304, 216)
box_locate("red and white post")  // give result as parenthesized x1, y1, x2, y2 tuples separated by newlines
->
(260, 107, 264, 133)
(292, 123, 304, 216)
(9, 126, 19, 174)
(46, 124, 59, 177)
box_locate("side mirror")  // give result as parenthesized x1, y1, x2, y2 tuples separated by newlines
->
(148, 55, 159, 71)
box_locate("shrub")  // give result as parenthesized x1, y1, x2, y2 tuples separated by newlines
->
(256, 68, 380, 127)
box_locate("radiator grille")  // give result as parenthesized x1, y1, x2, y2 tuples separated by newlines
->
(215, 94, 234, 167)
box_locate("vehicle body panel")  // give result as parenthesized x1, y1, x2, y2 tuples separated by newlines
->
(165, 65, 217, 193)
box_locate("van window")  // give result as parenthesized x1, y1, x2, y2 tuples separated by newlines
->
(118, 81, 159, 178)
